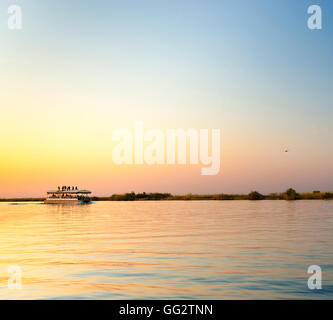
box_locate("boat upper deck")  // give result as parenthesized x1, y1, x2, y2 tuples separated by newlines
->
(47, 187, 91, 195)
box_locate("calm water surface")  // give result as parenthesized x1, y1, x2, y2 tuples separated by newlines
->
(0, 201, 332, 299)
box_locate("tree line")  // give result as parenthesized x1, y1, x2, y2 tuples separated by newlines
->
(91, 189, 333, 201)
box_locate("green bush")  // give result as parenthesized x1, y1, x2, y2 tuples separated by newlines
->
(322, 192, 333, 200)
(248, 191, 265, 200)
(284, 188, 298, 200)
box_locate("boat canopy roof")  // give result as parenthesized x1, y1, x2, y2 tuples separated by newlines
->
(47, 190, 91, 194)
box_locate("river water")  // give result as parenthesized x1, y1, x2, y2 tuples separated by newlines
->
(0, 200, 332, 299)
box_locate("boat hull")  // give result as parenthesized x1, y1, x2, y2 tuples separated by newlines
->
(44, 199, 81, 204)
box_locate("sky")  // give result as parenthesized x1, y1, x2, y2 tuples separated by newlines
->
(0, 0, 332, 197)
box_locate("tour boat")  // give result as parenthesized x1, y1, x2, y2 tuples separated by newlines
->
(44, 186, 92, 204)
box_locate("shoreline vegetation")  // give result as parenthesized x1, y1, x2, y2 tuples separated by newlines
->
(1, 189, 333, 202)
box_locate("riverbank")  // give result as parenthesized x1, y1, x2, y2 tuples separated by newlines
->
(0, 198, 45, 202)
(1, 189, 333, 202)
(103, 190, 333, 201)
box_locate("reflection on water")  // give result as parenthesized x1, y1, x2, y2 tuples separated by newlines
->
(0, 200, 332, 299)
